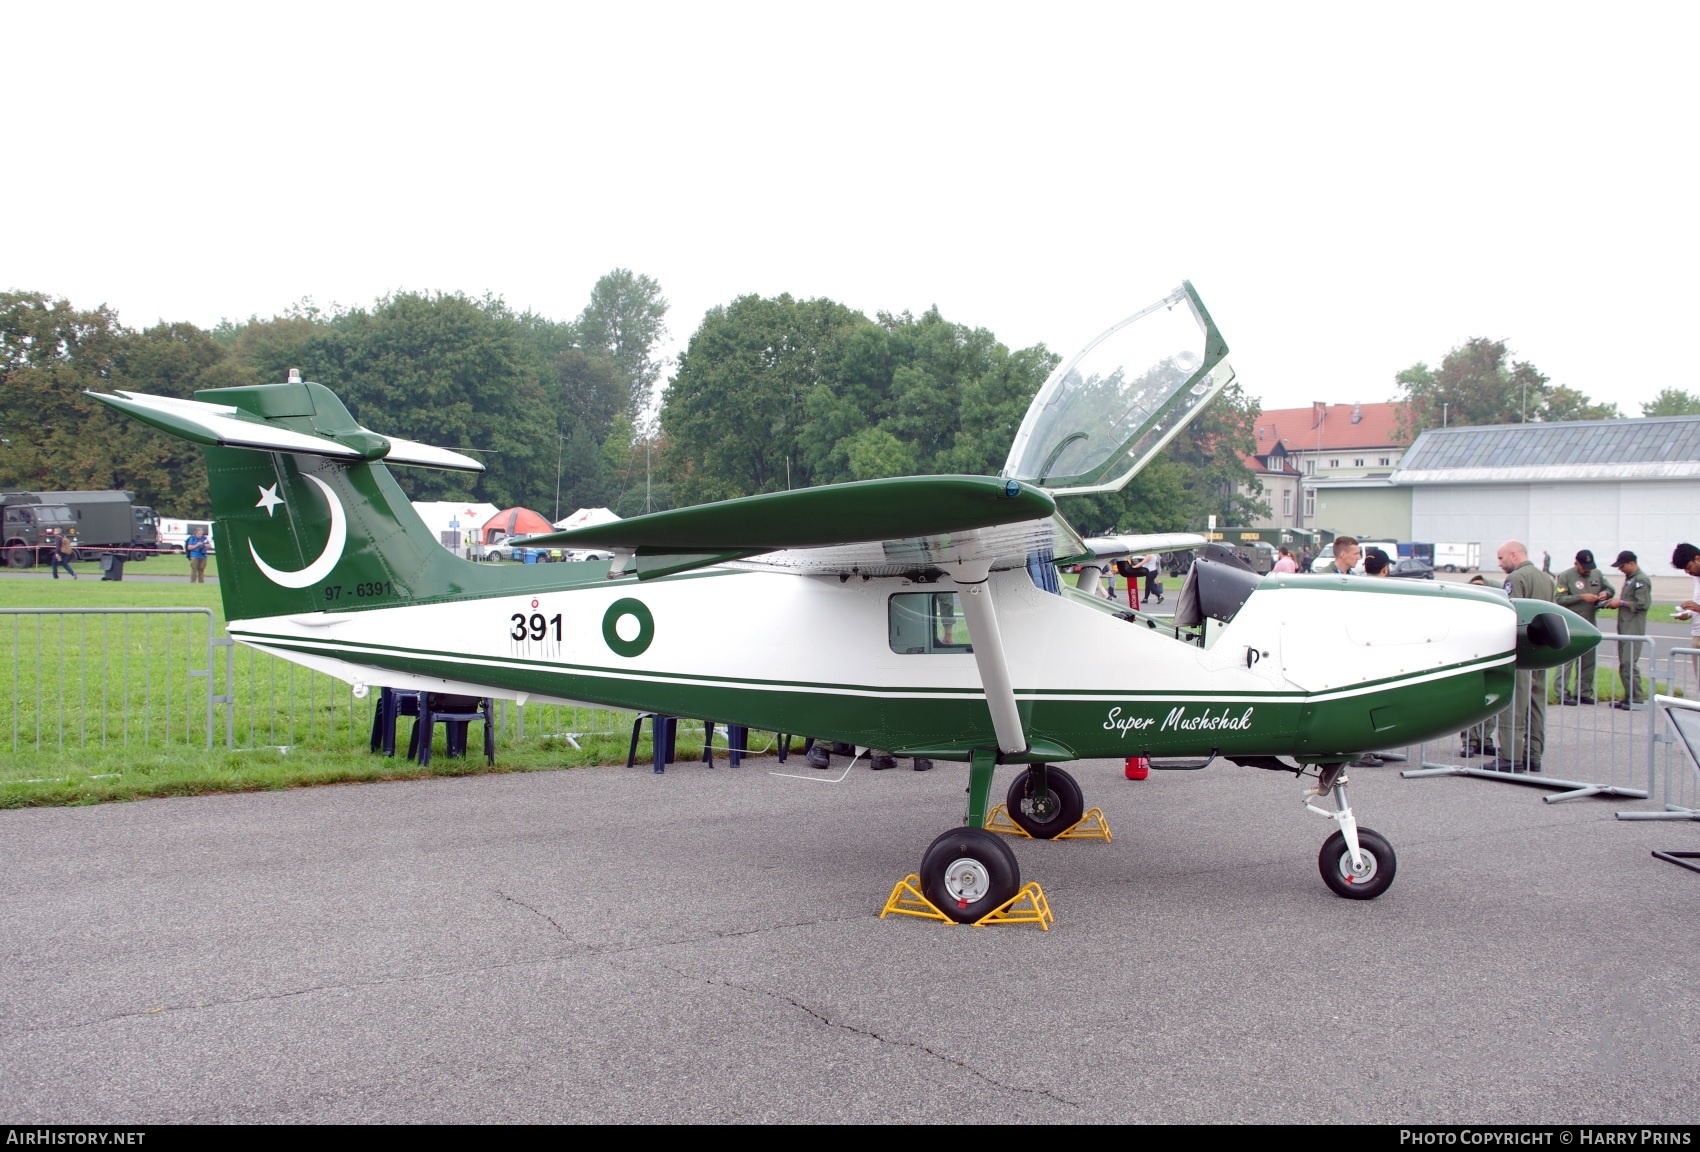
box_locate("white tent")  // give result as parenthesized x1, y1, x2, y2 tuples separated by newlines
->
(552, 507, 621, 530)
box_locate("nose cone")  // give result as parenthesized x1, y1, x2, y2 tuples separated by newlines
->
(1513, 599, 1601, 669)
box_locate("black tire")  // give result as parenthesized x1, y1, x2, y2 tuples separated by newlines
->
(487, 550, 503, 563)
(1005, 764, 1085, 839)
(6, 544, 29, 569)
(919, 827, 1020, 924)
(1318, 828, 1397, 900)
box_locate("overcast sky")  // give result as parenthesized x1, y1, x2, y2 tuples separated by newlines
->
(8, 2, 1695, 418)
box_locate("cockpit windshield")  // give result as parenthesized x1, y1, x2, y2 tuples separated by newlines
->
(1002, 282, 1233, 495)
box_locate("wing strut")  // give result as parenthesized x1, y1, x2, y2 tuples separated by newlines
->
(954, 567, 1027, 757)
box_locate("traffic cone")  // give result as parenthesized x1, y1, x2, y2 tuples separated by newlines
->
(1125, 755, 1150, 781)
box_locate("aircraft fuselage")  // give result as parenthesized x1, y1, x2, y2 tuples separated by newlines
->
(232, 564, 1516, 764)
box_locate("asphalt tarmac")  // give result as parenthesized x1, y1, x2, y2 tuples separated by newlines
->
(2, 742, 1696, 1124)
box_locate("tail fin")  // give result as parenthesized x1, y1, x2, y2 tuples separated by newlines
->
(92, 376, 488, 622)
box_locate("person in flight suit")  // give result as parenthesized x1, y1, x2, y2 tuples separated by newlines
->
(1554, 549, 1613, 704)
(1605, 551, 1652, 708)
(1493, 540, 1556, 773)
(1326, 536, 1360, 575)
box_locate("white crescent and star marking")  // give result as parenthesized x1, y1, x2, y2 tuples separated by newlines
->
(249, 474, 348, 589)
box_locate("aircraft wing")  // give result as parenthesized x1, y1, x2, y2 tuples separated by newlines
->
(731, 514, 1088, 579)
(523, 475, 1083, 579)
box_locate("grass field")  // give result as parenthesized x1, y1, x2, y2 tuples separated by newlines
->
(0, 560, 714, 808)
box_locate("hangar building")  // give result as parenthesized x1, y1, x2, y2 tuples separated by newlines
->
(1390, 416, 1700, 569)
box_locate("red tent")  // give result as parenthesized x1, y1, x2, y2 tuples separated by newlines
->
(478, 507, 553, 546)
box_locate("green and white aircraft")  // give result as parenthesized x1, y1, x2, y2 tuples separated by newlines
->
(94, 282, 1597, 917)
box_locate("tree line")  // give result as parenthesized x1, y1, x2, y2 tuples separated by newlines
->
(0, 280, 1270, 533)
(0, 271, 667, 520)
(10, 272, 1654, 536)
(1391, 337, 1695, 438)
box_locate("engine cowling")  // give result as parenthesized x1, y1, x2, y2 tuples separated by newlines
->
(1512, 599, 1599, 669)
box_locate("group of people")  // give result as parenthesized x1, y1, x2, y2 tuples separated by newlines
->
(1316, 534, 1681, 775)
(1319, 536, 1394, 576)
(43, 529, 209, 582)
(1478, 540, 1681, 773)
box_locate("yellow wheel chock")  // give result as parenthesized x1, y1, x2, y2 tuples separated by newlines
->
(1058, 806, 1112, 842)
(983, 804, 1032, 837)
(983, 803, 1112, 843)
(879, 873, 1054, 930)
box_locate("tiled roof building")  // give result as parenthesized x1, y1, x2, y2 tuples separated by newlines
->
(1242, 401, 1409, 532)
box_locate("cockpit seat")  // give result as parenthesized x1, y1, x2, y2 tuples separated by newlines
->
(1173, 543, 1261, 629)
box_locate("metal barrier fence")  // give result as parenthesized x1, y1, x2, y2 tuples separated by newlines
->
(1658, 644, 1700, 706)
(1618, 692, 1700, 874)
(0, 608, 641, 760)
(1623, 693, 1700, 822)
(1403, 634, 1659, 803)
(4, 608, 219, 753)
(1641, 648, 1700, 819)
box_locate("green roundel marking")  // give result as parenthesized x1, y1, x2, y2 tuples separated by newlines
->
(602, 598, 655, 657)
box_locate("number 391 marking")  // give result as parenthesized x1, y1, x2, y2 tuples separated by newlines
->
(511, 613, 563, 642)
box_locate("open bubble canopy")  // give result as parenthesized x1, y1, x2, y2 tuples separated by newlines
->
(1002, 282, 1233, 496)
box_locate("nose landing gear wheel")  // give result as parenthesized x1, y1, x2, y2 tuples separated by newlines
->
(919, 828, 1020, 924)
(1006, 765, 1085, 839)
(1318, 828, 1396, 900)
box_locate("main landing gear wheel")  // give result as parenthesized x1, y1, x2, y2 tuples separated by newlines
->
(919, 827, 1020, 924)
(1318, 828, 1397, 900)
(1006, 764, 1085, 839)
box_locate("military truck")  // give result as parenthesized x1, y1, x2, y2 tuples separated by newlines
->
(1, 493, 78, 568)
(31, 491, 160, 562)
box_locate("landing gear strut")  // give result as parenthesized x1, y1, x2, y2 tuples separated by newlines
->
(1305, 766, 1397, 899)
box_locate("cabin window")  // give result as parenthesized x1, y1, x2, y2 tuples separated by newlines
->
(1026, 548, 1060, 594)
(889, 592, 974, 654)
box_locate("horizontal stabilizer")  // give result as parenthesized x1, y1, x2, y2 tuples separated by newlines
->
(88, 389, 485, 473)
(93, 390, 362, 458)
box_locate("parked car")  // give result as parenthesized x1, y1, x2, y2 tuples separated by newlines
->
(499, 534, 557, 562)
(1389, 558, 1435, 579)
(496, 535, 618, 564)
